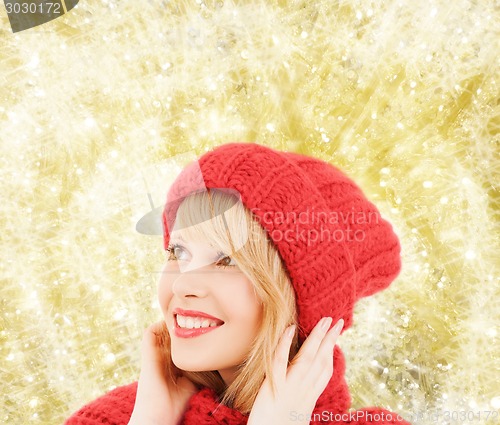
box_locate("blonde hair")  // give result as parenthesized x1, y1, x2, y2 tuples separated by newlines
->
(162, 188, 299, 414)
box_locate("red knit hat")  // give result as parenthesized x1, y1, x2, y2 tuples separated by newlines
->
(161, 142, 402, 341)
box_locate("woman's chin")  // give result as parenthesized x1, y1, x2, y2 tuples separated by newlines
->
(172, 357, 213, 372)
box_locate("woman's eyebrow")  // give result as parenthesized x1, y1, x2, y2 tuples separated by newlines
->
(169, 237, 228, 255)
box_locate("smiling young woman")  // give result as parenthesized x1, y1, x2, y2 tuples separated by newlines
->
(64, 142, 411, 425)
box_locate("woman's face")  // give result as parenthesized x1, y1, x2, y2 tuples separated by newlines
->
(158, 231, 262, 386)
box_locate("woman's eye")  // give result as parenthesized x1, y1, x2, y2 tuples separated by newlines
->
(174, 247, 184, 259)
(166, 244, 187, 261)
(166, 244, 236, 268)
(215, 255, 236, 269)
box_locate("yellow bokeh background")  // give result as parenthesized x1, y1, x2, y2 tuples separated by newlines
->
(0, 1, 498, 424)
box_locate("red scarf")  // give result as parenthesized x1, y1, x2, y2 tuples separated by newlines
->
(64, 346, 411, 425)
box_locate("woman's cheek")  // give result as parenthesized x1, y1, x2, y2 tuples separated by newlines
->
(157, 270, 174, 313)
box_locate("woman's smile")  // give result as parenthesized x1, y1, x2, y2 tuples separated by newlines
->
(173, 315, 224, 338)
(172, 308, 225, 338)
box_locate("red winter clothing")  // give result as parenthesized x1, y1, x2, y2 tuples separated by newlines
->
(64, 142, 411, 425)
(64, 381, 410, 424)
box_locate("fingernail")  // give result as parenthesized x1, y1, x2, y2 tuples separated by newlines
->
(287, 325, 296, 338)
(332, 318, 344, 334)
(321, 317, 333, 330)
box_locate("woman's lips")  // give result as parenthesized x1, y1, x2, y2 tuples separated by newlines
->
(173, 316, 224, 339)
(173, 308, 224, 323)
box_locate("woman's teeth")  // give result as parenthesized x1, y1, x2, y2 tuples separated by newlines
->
(176, 314, 221, 329)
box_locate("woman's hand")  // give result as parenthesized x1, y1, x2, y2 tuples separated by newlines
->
(247, 317, 344, 425)
(128, 321, 198, 425)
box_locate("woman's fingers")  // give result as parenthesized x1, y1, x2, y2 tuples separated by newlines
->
(142, 321, 167, 349)
(271, 318, 344, 390)
(309, 319, 344, 380)
(291, 317, 333, 366)
(316, 318, 343, 361)
(287, 318, 343, 381)
(272, 324, 296, 384)
(140, 321, 169, 377)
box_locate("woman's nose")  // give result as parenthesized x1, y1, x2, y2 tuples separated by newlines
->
(171, 266, 210, 297)
(176, 257, 213, 274)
